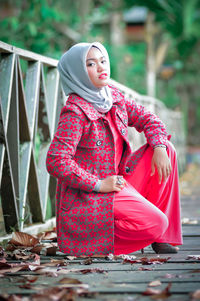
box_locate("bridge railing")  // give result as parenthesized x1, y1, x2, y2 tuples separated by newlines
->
(0, 41, 186, 237)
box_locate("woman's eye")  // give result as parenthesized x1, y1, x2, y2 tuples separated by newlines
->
(102, 60, 107, 64)
(87, 62, 95, 67)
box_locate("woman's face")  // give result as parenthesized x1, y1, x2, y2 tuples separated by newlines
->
(86, 47, 110, 88)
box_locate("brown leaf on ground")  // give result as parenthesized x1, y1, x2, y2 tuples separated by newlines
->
(0, 264, 30, 274)
(11, 249, 33, 261)
(79, 268, 104, 274)
(82, 257, 93, 265)
(42, 259, 68, 267)
(59, 277, 82, 284)
(138, 267, 153, 271)
(31, 287, 76, 301)
(31, 253, 40, 265)
(23, 275, 38, 283)
(187, 255, 200, 260)
(37, 227, 57, 242)
(148, 280, 162, 287)
(65, 256, 76, 261)
(143, 283, 172, 299)
(191, 289, 200, 300)
(0, 294, 23, 301)
(123, 257, 170, 265)
(141, 257, 171, 265)
(163, 273, 177, 278)
(0, 246, 4, 257)
(19, 283, 32, 289)
(9, 232, 39, 247)
(30, 244, 57, 256)
(0, 259, 11, 269)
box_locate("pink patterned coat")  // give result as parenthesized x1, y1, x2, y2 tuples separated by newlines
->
(46, 85, 169, 256)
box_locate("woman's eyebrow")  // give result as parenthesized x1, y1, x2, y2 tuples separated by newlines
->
(86, 56, 105, 61)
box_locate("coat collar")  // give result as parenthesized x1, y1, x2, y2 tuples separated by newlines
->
(67, 85, 123, 121)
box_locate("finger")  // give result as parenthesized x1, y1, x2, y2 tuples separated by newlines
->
(124, 179, 128, 186)
(114, 186, 122, 192)
(157, 167, 162, 184)
(151, 163, 155, 176)
(162, 167, 168, 182)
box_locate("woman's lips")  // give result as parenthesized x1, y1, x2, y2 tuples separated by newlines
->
(99, 73, 108, 79)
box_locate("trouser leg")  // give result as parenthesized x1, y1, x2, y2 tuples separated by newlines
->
(124, 141, 183, 245)
(114, 183, 169, 255)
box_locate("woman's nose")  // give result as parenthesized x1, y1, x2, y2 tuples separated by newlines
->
(97, 63, 105, 72)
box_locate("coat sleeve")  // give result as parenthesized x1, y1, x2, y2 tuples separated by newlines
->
(125, 97, 169, 148)
(46, 106, 99, 192)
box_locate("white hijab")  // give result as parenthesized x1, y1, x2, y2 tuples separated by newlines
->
(57, 42, 113, 113)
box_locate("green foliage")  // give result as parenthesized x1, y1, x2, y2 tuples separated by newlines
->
(108, 43, 147, 94)
(1, 0, 200, 143)
(0, 0, 72, 58)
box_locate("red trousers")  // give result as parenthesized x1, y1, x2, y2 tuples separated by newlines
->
(114, 142, 183, 255)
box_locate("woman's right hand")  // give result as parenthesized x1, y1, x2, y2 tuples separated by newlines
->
(99, 175, 126, 193)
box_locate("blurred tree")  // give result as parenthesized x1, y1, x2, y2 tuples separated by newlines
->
(1, 0, 200, 143)
(124, 0, 200, 144)
(0, 0, 96, 57)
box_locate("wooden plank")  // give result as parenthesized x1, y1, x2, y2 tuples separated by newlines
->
(182, 224, 200, 231)
(0, 274, 199, 295)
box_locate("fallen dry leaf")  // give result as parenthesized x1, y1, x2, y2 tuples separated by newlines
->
(123, 256, 170, 265)
(0, 264, 30, 274)
(30, 244, 57, 256)
(42, 259, 68, 267)
(9, 232, 39, 247)
(37, 228, 57, 242)
(163, 273, 177, 279)
(138, 267, 153, 271)
(82, 258, 93, 265)
(143, 283, 172, 299)
(141, 257, 171, 265)
(23, 275, 38, 283)
(0, 260, 12, 270)
(0, 294, 22, 301)
(31, 286, 76, 301)
(11, 249, 33, 261)
(191, 289, 200, 300)
(148, 280, 162, 287)
(0, 246, 4, 257)
(59, 277, 82, 284)
(187, 255, 200, 260)
(65, 256, 76, 261)
(19, 283, 32, 289)
(79, 268, 104, 274)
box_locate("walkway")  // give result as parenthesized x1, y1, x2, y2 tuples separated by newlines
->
(0, 164, 200, 300)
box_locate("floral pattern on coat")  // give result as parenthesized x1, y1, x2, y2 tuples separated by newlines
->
(46, 85, 169, 255)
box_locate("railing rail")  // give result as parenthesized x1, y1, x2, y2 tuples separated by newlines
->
(0, 41, 186, 236)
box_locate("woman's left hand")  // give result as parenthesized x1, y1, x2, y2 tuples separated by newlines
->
(151, 147, 172, 184)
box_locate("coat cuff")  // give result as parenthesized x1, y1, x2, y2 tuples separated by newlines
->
(93, 180, 102, 192)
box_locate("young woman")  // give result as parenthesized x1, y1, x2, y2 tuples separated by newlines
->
(46, 42, 182, 256)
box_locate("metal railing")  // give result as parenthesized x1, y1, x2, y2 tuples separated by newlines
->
(0, 41, 186, 236)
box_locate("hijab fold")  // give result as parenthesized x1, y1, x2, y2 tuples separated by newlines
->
(57, 42, 113, 113)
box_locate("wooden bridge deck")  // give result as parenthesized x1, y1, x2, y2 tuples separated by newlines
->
(0, 169, 200, 300)
(0, 226, 199, 300)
